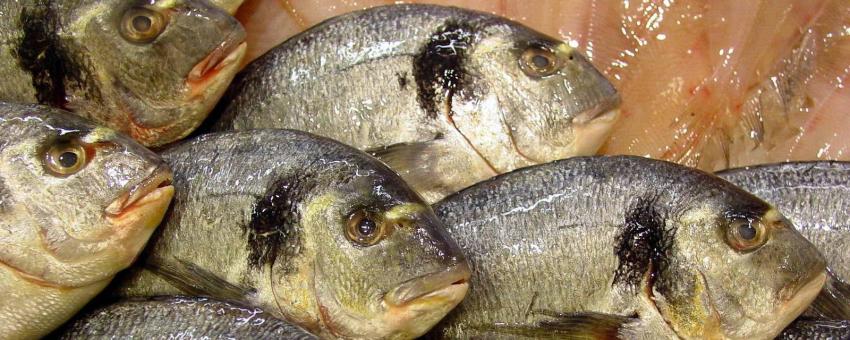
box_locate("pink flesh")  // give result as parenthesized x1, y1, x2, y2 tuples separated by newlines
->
(234, 0, 850, 170)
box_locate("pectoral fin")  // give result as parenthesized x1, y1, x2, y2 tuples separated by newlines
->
(146, 257, 253, 302)
(809, 272, 850, 319)
(473, 312, 636, 340)
(367, 136, 496, 203)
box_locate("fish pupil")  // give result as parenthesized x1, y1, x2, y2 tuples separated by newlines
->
(358, 219, 377, 236)
(133, 15, 152, 32)
(739, 223, 757, 240)
(532, 54, 550, 68)
(58, 152, 78, 168)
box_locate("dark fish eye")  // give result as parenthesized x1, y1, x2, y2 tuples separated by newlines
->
(43, 140, 88, 177)
(58, 152, 78, 168)
(738, 223, 757, 240)
(725, 217, 769, 252)
(132, 15, 152, 32)
(346, 210, 390, 247)
(520, 45, 560, 78)
(120, 7, 169, 44)
(532, 55, 550, 68)
(358, 218, 377, 236)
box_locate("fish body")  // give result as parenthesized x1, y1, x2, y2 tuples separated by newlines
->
(213, 4, 620, 202)
(111, 130, 470, 339)
(56, 296, 317, 339)
(0, 0, 246, 146)
(427, 156, 826, 339)
(0, 102, 174, 339)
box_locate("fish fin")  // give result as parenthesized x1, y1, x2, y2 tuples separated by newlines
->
(809, 272, 850, 319)
(367, 137, 490, 202)
(146, 257, 253, 302)
(473, 312, 635, 339)
(778, 317, 850, 339)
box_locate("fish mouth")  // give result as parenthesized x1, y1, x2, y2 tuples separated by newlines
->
(735, 271, 826, 340)
(384, 263, 471, 307)
(572, 93, 622, 125)
(106, 165, 174, 217)
(570, 104, 621, 156)
(773, 271, 827, 323)
(187, 35, 248, 97)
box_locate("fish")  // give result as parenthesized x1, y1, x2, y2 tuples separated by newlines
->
(55, 296, 318, 339)
(0, 102, 174, 339)
(425, 155, 826, 339)
(0, 0, 247, 147)
(213, 4, 621, 203)
(718, 161, 850, 320)
(777, 318, 850, 340)
(109, 130, 471, 339)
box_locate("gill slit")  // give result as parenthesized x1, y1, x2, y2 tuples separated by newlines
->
(500, 110, 544, 164)
(268, 260, 288, 325)
(443, 90, 499, 175)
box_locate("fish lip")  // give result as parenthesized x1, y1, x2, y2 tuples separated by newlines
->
(778, 270, 827, 313)
(384, 263, 471, 307)
(572, 94, 622, 125)
(187, 30, 247, 84)
(736, 271, 826, 338)
(105, 165, 174, 216)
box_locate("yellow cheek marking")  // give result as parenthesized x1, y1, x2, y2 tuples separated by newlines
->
(761, 208, 786, 227)
(81, 127, 118, 143)
(555, 42, 575, 56)
(384, 203, 427, 220)
(153, 0, 180, 9)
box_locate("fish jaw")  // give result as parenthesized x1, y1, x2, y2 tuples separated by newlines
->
(187, 39, 248, 99)
(570, 107, 622, 156)
(104, 167, 174, 266)
(380, 263, 471, 338)
(752, 271, 827, 340)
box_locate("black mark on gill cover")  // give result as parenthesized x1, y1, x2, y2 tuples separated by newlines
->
(246, 175, 315, 272)
(413, 22, 473, 118)
(613, 197, 674, 293)
(16, 2, 77, 107)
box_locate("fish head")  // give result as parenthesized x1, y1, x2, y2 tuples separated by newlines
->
(658, 186, 826, 339)
(297, 162, 469, 339)
(0, 104, 173, 289)
(454, 23, 620, 172)
(69, 0, 246, 146)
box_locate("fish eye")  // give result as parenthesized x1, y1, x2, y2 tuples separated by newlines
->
(346, 210, 391, 247)
(120, 7, 168, 43)
(725, 217, 769, 252)
(44, 140, 88, 177)
(520, 46, 560, 78)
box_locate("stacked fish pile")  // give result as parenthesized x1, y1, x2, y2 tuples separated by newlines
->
(0, 2, 848, 339)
